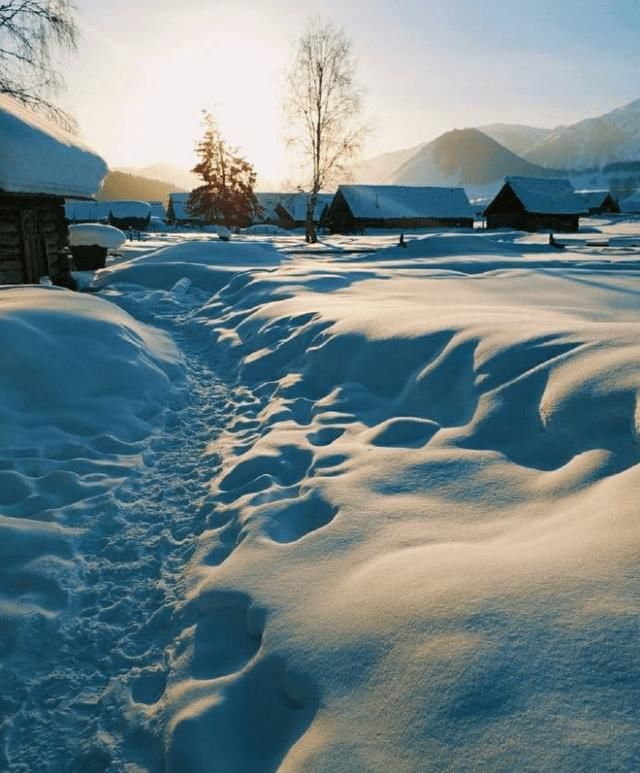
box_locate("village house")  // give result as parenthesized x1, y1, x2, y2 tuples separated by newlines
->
(0, 95, 107, 285)
(65, 199, 110, 223)
(576, 189, 620, 214)
(326, 185, 474, 234)
(107, 200, 151, 230)
(275, 193, 334, 230)
(167, 192, 204, 227)
(485, 177, 586, 232)
(619, 190, 640, 213)
(253, 192, 285, 225)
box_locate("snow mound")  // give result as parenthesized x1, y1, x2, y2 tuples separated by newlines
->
(69, 223, 126, 249)
(0, 285, 182, 639)
(93, 240, 283, 294)
(0, 95, 107, 198)
(164, 235, 640, 771)
(243, 224, 291, 236)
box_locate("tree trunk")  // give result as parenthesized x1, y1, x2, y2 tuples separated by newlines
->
(305, 192, 318, 244)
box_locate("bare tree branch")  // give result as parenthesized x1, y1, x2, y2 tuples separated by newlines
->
(0, 0, 78, 131)
(285, 17, 368, 243)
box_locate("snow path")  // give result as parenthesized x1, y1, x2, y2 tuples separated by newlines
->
(1, 307, 232, 771)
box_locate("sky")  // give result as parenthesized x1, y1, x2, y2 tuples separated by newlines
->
(59, 0, 640, 187)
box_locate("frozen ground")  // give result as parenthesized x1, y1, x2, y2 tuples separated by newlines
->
(1, 219, 640, 771)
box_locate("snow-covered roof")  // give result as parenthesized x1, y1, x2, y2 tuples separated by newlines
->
(336, 185, 474, 220)
(148, 201, 166, 219)
(505, 177, 586, 215)
(109, 200, 151, 219)
(65, 199, 110, 222)
(169, 192, 198, 221)
(0, 94, 107, 198)
(278, 192, 333, 222)
(576, 190, 615, 209)
(619, 191, 640, 213)
(255, 192, 285, 221)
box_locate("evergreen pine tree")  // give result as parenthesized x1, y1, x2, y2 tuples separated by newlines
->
(187, 112, 263, 228)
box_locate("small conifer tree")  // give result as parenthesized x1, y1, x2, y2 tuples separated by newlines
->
(187, 112, 263, 228)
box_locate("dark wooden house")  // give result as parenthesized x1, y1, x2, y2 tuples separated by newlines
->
(0, 95, 107, 285)
(327, 185, 474, 234)
(107, 200, 151, 230)
(274, 193, 333, 230)
(167, 192, 203, 227)
(576, 189, 620, 215)
(485, 177, 586, 232)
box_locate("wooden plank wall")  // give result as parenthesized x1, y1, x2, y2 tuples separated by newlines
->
(0, 194, 68, 284)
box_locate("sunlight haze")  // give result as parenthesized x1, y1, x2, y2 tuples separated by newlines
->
(62, 0, 640, 186)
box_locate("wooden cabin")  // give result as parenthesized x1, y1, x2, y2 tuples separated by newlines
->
(167, 192, 203, 227)
(327, 185, 473, 234)
(274, 193, 333, 230)
(485, 177, 586, 232)
(107, 200, 151, 230)
(576, 190, 620, 215)
(65, 199, 110, 223)
(619, 191, 640, 214)
(0, 95, 107, 285)
(253, 192, 285, 225)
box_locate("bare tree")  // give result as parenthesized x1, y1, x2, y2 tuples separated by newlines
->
(0, 0, 78, 130)
(285, 18, 367, 243)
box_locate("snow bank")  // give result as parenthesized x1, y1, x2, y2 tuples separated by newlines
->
(69, 223, 126, 249)
(243, 223, 294, 236)
(0, 285, 182, 650)
(0, 95, 107, 198)
(93, 240, 283, 294)
(154, 232, 640, 771)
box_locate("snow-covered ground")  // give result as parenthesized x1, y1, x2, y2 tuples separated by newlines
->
(2, 221, 640, 771)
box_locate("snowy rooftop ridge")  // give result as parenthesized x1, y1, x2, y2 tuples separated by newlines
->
(277, 192, 334, 222)
(505, 176, 586, 215)
(0, 94, 107, 199)
(576, 189, 615, 209)
(169, 192, 196, 220)
(337, 185, 474, 220)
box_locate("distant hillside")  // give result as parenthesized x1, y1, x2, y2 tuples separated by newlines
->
(351, 142, 427, 184)
(523, 98, 640, 170)
(478, 123, 554, 158)
(389, 128, 563, 196)
(97, 171, 186, 202)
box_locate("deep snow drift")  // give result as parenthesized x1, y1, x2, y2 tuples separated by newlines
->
(2, 227, 640, 771)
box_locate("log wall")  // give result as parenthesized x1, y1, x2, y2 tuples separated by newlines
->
(0, 194, 68, 284)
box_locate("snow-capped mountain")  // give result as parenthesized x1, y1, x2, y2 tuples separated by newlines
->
(523, 99, 640, 169)
(388, 128, 561, 197)
(477, 123, 555, 159)
(354, 98, 640, 189)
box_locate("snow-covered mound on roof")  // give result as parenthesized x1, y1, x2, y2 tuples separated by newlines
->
(0, 285, 181, 652)
(93, 239, 283, 293)
(337, 184, 474, 219)
(109, 200, 152, 219)
(161, 236, 640, 771)
(69, 223, 126, 249)
(0, 95, 107, 198)
(504, 176, 586, 214)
